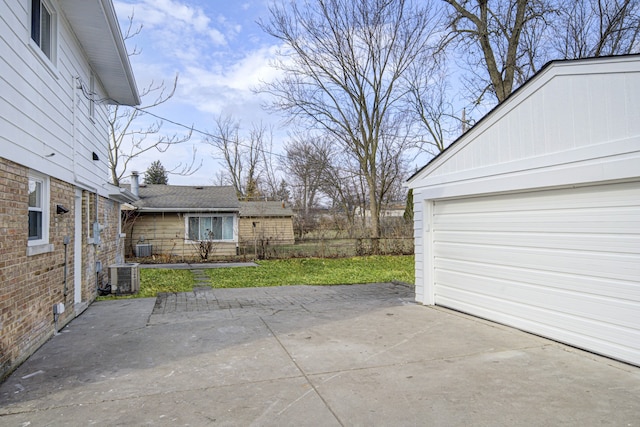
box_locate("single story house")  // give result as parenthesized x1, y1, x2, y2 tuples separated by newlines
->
(124, 174, 296, 258)
(0, 0, 139, 379)
(407, 55, 640, 366)
(124, 176, 240, 258)
(239, 201, 295, 246)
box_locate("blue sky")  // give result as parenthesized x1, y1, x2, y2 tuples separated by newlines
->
(113, 0, 284, 185)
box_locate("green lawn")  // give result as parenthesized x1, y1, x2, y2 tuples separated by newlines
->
(97, 255, 414, 299)
(97, 268, 194, 300)
(208, 255, 414, 288)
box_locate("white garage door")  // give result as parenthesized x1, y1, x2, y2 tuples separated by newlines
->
(433, 181, 640, 366)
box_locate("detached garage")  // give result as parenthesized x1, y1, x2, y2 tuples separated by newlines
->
(407, 55, 640, 366)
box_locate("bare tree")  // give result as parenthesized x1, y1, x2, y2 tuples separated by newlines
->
(108, 14, 196, 186)
(245, 122, 266, 200)
(206, 114, 267, 200)
(260, 0, 436, 249)
(258, 127, 282, 200)
(320, 156, 369, 237)
(275, 179, 290, 203)
(207, 114, 245, 196)
(405, 54, 468, 155)
(282, 133, 331, 216)
(213, 170, 228, 186)
(552, 0, 640, 59)
(441, 0, 550, 104)
(441, 0, 639, 107)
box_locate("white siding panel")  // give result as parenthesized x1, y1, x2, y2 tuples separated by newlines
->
(412, 194, 425, 301)
(571, 76, 591, 147)
(0, 0, 114, 195)
(626, 73, 640, 137)
(432, 181, 640, 365)
(607, 74, 628, 141)
(418, 58, 640, 181)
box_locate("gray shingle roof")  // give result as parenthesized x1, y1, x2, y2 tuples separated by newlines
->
(240, 201, 294, 217)
(132, 185, 239, 211)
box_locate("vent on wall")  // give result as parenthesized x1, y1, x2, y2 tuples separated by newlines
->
(109, 263, 140, 294)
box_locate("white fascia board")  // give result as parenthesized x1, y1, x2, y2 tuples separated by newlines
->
(412, 141, 640, 200)
(107, 186, 138, 204)
(138, 208, 240, 213)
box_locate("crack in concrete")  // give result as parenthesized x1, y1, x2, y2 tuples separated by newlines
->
(259, 316, 345, 427)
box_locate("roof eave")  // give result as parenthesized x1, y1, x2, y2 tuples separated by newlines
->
(59, 0, 140, 106)
(108, 188, 138, 204)
(136, 208, 240, 213)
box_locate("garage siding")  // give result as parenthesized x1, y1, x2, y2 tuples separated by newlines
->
(412, 195, 425, 302)
(432, 181, 640, 365)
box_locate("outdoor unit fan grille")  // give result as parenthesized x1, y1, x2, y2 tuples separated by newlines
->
(109, 263, 140, 294)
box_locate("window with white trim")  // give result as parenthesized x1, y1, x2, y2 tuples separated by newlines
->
(187, 215, 234, 241)
(28, 172, 49, 246)
(30, 0, 55, 61)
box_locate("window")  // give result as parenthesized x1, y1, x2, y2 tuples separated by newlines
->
(31, 0, 54, 60)
(28, 179, 43, 240)
(28, 172, 49, 247)
(187, 216, 234, 241)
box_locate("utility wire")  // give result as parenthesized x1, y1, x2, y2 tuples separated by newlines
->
(130, 107, 290, 161)
(76, 75, 289, 161)
(77, 75, 378, 178)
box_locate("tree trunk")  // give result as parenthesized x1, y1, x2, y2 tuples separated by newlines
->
(367, 177, 381, 255)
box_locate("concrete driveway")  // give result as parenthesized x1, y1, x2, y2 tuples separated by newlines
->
(1, 283, 639, 426)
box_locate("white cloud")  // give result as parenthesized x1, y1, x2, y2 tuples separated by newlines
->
(112, 0, 290, 185)
(114, 0, 228, 52)
(178, 44, 283, 116)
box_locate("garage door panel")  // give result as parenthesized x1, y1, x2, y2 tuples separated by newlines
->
(437, 258, 640, 301)
(431, 181, 640, 365)
(435, 291, 640, 364)
(435, 242, 638, 281)
(434, 270, 639, 329)
(434, 211, 639, 234)
(434, 230, 640, 254)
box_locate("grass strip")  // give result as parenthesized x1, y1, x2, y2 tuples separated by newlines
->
(207, 255, 414, 288)
(97, 269, 193, 300)
(97, 255, 414, 299)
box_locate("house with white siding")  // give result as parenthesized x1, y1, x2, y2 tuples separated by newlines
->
(0, 0, 139, 379)
(407, 55, 640, 367)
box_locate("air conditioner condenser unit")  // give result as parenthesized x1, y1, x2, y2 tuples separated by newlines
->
(109, 263, 140, 294)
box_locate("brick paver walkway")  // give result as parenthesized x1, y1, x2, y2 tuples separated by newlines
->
(152, 282, 414, 315)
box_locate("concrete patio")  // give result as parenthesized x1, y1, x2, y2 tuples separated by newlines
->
(1, 283, 639, 426)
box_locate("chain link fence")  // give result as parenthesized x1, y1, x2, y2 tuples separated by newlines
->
(127, 236, 414, 263)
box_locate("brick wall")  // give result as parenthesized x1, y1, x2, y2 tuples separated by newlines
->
(0, 158, 123, 380)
